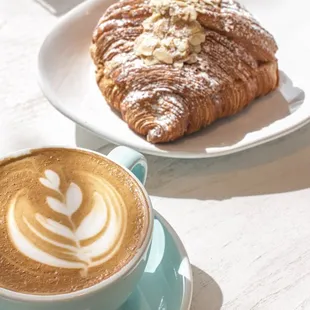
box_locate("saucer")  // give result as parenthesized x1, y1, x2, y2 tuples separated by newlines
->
(118, 211, 193, 310)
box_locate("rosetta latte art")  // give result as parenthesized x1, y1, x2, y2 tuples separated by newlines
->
(0, 148, 148, 294)
(7, 169, 127, 276)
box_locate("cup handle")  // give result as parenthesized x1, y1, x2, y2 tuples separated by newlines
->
(107, 146, 148, 185)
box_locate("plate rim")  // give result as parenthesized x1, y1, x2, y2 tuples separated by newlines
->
(37, 0, 310, 159)
(152, 210, 193, 310)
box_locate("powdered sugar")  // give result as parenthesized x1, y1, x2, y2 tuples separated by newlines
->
(90, 0, 278, 143)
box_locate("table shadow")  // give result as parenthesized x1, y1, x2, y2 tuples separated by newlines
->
(34, 0, 85, 16)
(145, 121, 310, 200)
(75, 124, 109, 150)
(191, 266, 223, 310)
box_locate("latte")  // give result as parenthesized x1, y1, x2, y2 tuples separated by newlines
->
(0, 148, 149, 295)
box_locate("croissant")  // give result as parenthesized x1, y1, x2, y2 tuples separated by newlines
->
(90, 0, 279, 144)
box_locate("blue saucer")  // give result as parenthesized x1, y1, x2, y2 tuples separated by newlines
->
(119, 211, 193, 310)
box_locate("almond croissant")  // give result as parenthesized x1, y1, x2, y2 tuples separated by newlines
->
(90, 0, 279, 144)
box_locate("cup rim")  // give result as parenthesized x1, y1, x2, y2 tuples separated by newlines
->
(0, 145, 154, 302)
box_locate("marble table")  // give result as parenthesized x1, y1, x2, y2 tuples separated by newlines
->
(1, 1, 310, 309)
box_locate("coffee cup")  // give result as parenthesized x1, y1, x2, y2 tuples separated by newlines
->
(0, 146, 153, 310)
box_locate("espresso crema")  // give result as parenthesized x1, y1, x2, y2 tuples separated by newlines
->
(0, 148, 149, 295)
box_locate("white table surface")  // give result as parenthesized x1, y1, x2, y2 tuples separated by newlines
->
(1, 1, 310, 309)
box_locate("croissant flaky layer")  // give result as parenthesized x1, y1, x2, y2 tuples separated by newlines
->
(90, 0, 279, 144)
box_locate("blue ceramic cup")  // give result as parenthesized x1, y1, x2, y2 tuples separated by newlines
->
(0, 146, 154, 310)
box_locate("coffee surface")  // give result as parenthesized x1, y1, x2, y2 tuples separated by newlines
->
(0, 148, 149, 295)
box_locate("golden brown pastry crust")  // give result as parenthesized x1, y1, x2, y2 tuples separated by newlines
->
(90, 0, 279, 143)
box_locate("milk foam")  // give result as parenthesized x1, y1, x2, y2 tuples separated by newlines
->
(7, 169, 127, 275)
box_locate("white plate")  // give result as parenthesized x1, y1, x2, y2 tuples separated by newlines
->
(38, 0, 310, 158)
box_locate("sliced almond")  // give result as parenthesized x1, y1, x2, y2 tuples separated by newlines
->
(175, 1, 187, 6)
(192, 44, 202, 53)
(173, 61, 184, 68)
(173, 38, 181, 47)
(162, 37, 173, 47)
(143, 14, 161, 30)
(144, 57, 160, 66)
(177, 39, 188, 52)
(202, 0, 216, 5)
(186, 53, 198, 64)
(136, 36, 159, 56)
(189, 21, 204, 34)
(153, 18, 170, 38)
(182, 6, 197, 21)
(189, 33, 205, 45)
(196, 7, 207, 13)
(153, 47, 173, 64)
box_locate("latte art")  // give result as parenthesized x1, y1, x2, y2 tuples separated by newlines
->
(0, 148, 149, 295)
(8, 169, 127, 275)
